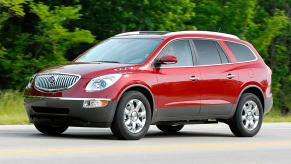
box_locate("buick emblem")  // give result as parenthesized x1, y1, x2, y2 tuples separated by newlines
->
(48, 76, 56, 85)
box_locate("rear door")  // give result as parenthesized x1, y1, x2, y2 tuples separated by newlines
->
(154, 39, 201, 121)
(192, 39, 240, 117)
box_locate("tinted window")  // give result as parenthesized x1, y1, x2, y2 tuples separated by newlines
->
(159, 39, 193, 66)
(75, 38, 162, 64)
(216, 42, 230, 63)
(193, 40, 222, 65)
(225, 41, 256, 62)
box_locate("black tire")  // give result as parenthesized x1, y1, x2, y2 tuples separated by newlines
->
(156, 124, 184, 133)
(228, 93, 263, 137)
(34, 122, 68, 136)
(110, 91, 151, 140)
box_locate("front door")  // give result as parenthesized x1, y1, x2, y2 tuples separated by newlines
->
(154, 39, 201, 121)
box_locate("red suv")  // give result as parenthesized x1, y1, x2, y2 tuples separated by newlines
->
(24, 31, 273, 140)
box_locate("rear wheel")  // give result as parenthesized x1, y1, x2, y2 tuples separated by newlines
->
(156, 124, 184, 133)
(34, 122, 68, 135)
(228, 93, 263, 137)
(111, 91, 151, 140)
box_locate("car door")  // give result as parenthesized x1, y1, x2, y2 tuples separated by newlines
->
(192, 39, 240, 117)
(154, 39, 201, 121)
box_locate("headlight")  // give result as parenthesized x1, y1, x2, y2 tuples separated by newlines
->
(26, 74, 36, 89)
(85, 74, 122, 91)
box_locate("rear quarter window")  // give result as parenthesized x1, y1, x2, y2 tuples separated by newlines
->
(225, 41, 256, 62)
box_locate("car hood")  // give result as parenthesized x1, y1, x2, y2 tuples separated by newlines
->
(39, 62, 134, 78)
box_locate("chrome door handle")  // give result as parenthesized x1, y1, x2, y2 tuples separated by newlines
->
(190, 76, 199, 81)
(226, 74, 235, 79)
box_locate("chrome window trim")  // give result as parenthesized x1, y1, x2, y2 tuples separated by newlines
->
(151, 37, 258, 68)
(25, 96, 111, 101)
(34, 72, 81, 92)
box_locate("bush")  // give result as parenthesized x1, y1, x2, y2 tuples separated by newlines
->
(0, 90, 28, 124)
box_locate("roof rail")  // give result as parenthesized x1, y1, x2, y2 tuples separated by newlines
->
(164, 31, 240, 39)
(115, 31, 169, 37)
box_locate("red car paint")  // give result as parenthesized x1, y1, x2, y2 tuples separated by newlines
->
(24, 31, 272, 125)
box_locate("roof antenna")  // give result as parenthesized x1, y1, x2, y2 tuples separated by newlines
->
(217, 26, 222, 32)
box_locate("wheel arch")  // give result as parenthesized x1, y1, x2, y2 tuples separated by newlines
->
(237, 85, 265, 112)
(116, 84, 156, 119)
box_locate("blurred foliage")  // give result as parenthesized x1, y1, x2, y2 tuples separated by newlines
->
(0, 90, 28, 124)
(0, 0, 95, 87)
(0, 0, 290, 115)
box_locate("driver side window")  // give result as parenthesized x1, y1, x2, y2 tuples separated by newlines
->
(159, 39, 193, 67)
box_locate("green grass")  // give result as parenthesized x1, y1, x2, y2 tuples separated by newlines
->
(264, 114, 291, 122)
(0, 90, 290, 124)
(0, 90, 29, 124)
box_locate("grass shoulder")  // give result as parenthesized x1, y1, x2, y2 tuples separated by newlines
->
(264, 114, 291, 122)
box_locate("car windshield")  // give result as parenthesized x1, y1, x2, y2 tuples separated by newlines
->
(75, 38, 162, 64)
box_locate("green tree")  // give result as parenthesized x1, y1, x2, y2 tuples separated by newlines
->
(76, 0, 196, 40)
(0, 1, 94, 89)
(0, 0, 290, 115)
(191, 0, 290, 114)
(257, 0, 291, 114)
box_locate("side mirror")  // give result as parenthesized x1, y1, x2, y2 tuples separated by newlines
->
(156, 55, 177, 65)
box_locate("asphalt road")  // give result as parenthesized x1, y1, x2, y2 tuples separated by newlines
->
(0, 123, 290, 164)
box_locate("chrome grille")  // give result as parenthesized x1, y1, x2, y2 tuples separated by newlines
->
(34, 73, 80, 92)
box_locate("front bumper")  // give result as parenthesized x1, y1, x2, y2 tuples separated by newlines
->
(24, 96, 117, 127)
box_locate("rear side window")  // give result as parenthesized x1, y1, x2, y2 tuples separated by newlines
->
(193, 39, 229, 65)
(159, 39, 193, 67)
(225, 41, 256, 62)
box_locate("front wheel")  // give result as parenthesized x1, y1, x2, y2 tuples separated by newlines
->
(228, 93, 263, 137)
(34, 122, 68, 136)
(111, 91, 151, 140)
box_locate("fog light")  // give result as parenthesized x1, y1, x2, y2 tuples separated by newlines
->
(83, 99, 109, 108)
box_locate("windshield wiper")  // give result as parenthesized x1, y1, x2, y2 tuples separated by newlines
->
(93, 60, 120, 63)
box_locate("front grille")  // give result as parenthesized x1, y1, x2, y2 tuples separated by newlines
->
(32, 106, 69, 114)
(34, 73, 80, 92)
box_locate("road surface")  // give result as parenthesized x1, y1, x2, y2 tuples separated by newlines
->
(0, 123, 290, 164)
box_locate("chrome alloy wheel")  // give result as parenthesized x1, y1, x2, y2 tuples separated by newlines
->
(123, 99, 146, 133)
(241, 100, 260, 131)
